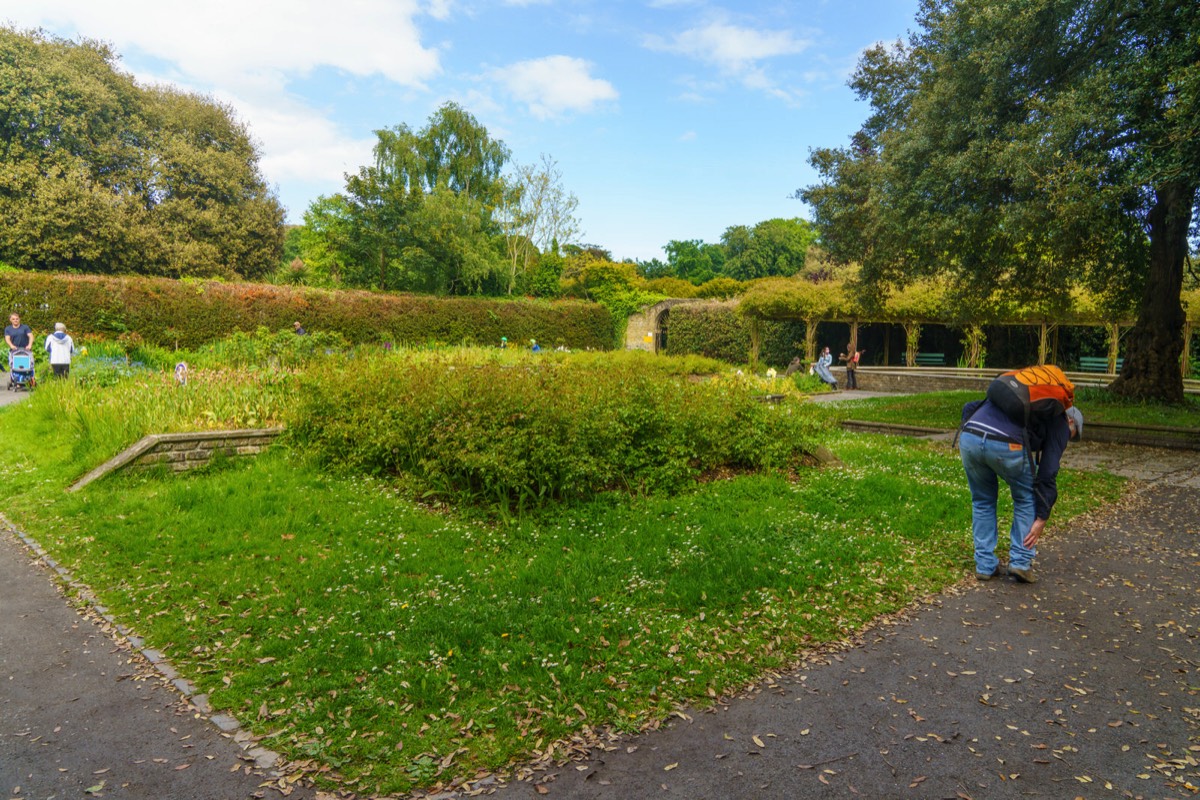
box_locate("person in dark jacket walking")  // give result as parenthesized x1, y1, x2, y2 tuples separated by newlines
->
(959, 399, 1082, 583)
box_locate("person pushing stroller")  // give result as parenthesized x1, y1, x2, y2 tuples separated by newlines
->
(5, 313, 32, 368)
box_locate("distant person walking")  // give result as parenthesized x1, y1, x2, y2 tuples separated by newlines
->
(43, 323, 75, 378)
(293, 321, 307, 335)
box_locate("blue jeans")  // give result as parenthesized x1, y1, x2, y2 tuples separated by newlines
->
(959, 431, 1037, 573)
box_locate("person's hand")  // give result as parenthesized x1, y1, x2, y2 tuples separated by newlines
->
(1023, 518, 1046, 548)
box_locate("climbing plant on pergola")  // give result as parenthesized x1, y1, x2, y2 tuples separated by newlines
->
(738, 276, 1199, 376)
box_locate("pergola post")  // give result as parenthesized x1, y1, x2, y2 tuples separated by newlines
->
(748, 317, 762, 370)
(902, 321, 921, 367)
(1107, 323, 1121, 374)
(1037, 322, 1057, 365)
(804, 318, 819, 362)
(963, 324, 985, 368)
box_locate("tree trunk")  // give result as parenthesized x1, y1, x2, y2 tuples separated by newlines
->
(1109, 182, 1193, 403)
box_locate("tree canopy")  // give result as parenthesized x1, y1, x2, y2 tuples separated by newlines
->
(641, 218, 818, 285)
(296, 103, 583, 296)
(0, 27, 284, 279)
(802, 0, 1199, 401)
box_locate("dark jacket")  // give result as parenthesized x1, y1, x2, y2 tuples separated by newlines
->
(961, 399, 1070, 520)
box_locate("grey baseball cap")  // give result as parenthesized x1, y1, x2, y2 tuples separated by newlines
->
(1065, 406, 1083, 441)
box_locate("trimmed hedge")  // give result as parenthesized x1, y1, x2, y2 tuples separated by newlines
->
(665, 302, 806, 367)
(759, 319, 810, 368)
(0, 272, 614, 350)
(665, 302, 749, 364)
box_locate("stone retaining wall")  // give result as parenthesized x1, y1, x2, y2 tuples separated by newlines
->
(68, 428, 284, 492)
(841, 366, 1199, 395)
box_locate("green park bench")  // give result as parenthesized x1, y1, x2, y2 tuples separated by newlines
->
(914, 352, 945, 366)
(1079, 356, 1123, 373)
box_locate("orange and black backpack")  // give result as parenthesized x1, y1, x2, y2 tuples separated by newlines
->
(986, 365, 1075, 430)
(958, 364, 1075, 479)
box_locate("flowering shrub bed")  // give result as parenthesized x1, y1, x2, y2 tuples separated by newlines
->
(288, 353, 829, 512)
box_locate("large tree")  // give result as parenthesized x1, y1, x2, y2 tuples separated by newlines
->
(0, 28, 283, 278)
(497, 154, 582, 295)
(663, 239, 725, 284)
(721, 218, 818, 281)
(802, 0, 1199, 401)
(311, 103, 511, 293)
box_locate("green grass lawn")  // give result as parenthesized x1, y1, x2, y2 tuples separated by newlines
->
(834, 388, 1200, 429)
(0, 395, 1124, 795)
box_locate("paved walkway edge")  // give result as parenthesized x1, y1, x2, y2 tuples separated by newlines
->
(0, 511, 288, 776)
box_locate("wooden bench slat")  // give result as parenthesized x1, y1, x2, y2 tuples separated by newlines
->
(1079, 356, 1123, 373)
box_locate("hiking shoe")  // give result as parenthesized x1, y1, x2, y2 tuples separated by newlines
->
(1009, 566, 1037, 584)
(976, 565, 1005, 581)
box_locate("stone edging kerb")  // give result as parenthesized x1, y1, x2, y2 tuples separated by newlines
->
(68, 428, 284, 492)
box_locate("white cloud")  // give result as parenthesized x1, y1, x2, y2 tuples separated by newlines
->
(0, 0, 445, 213)
(8, 0, 442, 89)
(426, 0, 454, 21)
(488, 55, 618, 120)
(678, 130, 697, 142)
(644, 19, 813, 104)
(646, 21, 811, 74)
(223, 93, 376, 185)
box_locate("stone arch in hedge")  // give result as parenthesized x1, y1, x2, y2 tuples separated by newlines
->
(624, 299, 704, 353)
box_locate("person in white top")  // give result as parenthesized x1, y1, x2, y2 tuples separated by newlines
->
(44, 322, 75, 378)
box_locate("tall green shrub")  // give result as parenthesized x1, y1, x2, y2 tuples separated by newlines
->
(287, 354, 828, 513)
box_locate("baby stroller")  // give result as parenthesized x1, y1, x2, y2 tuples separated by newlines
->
(8, 349, 35, 391)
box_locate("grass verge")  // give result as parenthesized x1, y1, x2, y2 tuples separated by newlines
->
(835, 388, 1200, 429)
(0, 392, 1124, 795)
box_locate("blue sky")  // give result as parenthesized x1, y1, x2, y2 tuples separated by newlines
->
(1, 0, 921, 262)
